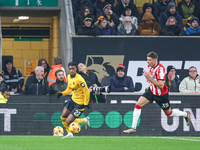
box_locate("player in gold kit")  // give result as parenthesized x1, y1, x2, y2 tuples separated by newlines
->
(57, 62, 90, 139)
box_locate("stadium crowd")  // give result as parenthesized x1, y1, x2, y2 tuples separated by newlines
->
(73, 0, 200, 36)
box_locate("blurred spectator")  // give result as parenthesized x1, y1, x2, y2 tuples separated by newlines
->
(78, 63, 106, 103)
(179, 66, 200, 93)
(47, 57, 67, 87)
(118, 6, 138, 29)
(93, 0, 114, 16)
(0, 72, 7, 92)
(95, 16, 116, 35)
(77, 14, 101, 36)
(114, 0, 139, 18)
(138, 12, 162, 35)
(162, 16, 186, 35)
(138, 3, 158, 24)
(3, 59, 24, 94)
(24, 66, 49, 95)
(38, 58, 51, 80)
(117, 16, 137, 35)
(110, 63, 134, 92)
(0, 87, 10, 103)
(75, 6, 96, 32)
(185, 16, 200, 35)
(72, 0, 94, 17)
(165, 65, 180, 92)
(49, 70, 68, 95)
(159, 2, 183, 27)
(99, 3, 120, 27)
(154, 0, 172, 21)
(184, 16, 192, 30)
(177, 0, 198, 19)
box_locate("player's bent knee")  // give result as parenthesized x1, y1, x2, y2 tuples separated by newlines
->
(165, 110, 172, 117)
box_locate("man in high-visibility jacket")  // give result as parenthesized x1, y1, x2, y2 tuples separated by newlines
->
(47, 57, 67, 87)
(0, 87, 10, 103)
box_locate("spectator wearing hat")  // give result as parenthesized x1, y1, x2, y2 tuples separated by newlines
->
(138, 3, 158, 24)
(0, 87, 10, 104)
(154, 0, 173, 22)
(77, 14, 101, 36)
(75, 6, 96, 32)
(138, 12, 162, 35)
(117, 16, 137, 35)
(179, 66, 200, 93)
(162, 16, 186, 35)
(165, 65, 180, 92)
(159, 2, 183, 28)
(177, 0, 199, 19)
(93, 0, 114, 17)
(185, 17, 200, 35)
(99, 3, 120, 27)
(3, 59, 24, 94)
(114, 0, 139, 18)
(95, 16, 116, 35)
(0, 72, 7, 92)
(110, 63, 134, 92)
(118, 6, 138, 30)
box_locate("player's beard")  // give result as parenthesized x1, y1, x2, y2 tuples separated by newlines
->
(124, 24, 132, 34)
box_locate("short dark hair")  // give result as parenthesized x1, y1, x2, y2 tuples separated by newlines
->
(68, 62, 77, 67)
(2, 86, 9, 94)
(55, 70, 64, 77)
(54, 57, 62, 65)
(189, 66, 197, 71)
(147, 51, 158, 59)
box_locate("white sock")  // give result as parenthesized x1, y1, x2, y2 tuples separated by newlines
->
(169, 109, 187, 117)
(131, 108, 141, 129)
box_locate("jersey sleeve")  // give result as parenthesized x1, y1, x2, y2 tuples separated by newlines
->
(157, 66, 166, 80)
(62, 75, 72, 96)
(79, 76, 90, 106)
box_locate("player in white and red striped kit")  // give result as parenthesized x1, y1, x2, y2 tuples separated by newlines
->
(124, 51, 191, 134)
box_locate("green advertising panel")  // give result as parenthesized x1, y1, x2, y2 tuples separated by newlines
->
(0, 0, 58, 7)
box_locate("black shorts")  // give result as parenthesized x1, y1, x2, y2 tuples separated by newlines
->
(142, 88, 170, 110)
(64, 98, 85, 118)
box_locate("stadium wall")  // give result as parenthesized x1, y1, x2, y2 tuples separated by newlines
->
(73, 36, 200, 92)
(0, 94, 199, 136)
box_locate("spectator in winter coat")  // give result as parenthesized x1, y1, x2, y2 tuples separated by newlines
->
(117, 16, 137, 35)
(179, 66, 200, 93)
(118, 6, 138, 29)
(177, 0, 199, 19)
(99, 3, 120, 27)
(162, 16, 186, 35)
(138, 12, 162, 35)
(138, 3, 158, 24)
(165, 66, 180, 92)
(77, 14, 101, 36)
(49, 70, 68, 95)
(3, 59, 24, 94)
(38, 58, 51, 80)
(93, 0, 114, 17)
(154, 0, 172, 21)
(110, 63, 134, 92)
(185, 16, 200, 35)
(114, 0, 139, 18)
(159, 2, 183, 27)
(75, 6, 96, 32)
(24, 66, 49, 95)
(95, 16, 116, 35)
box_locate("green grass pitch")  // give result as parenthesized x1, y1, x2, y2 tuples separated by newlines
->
(0, 136, 200, 150)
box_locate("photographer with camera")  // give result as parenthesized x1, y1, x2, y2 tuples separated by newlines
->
(110, 63, 134, 92)
(78, 63, 107, 103)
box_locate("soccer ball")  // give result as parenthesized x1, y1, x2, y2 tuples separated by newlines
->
(53, 126, 64, 136)
(69, 122, 81, 134)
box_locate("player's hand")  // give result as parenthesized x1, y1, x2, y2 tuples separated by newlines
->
(57, 92, 63, 99)
(143, 70, 151, 80)
(84, 104, 90, 109)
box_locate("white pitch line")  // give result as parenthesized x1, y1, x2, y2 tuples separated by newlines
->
(151, 137, 200, 142)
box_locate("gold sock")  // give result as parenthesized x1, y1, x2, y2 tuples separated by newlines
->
(60, 116, 70, 133)
(74, 118, 85, 124)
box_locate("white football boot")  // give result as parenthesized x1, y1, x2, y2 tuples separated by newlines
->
(62, 132, 74, 139)
(84, 116, 90, 130)
(123, 127, 136, 134)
